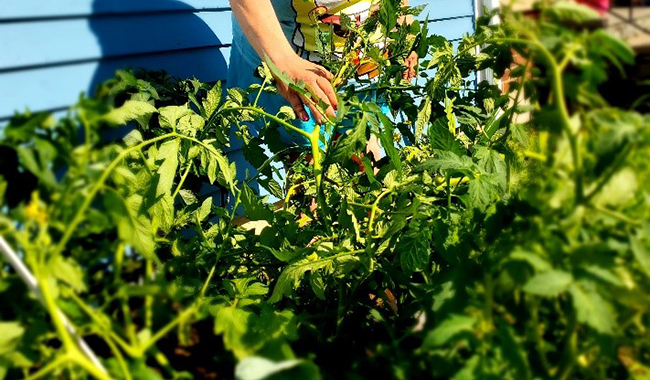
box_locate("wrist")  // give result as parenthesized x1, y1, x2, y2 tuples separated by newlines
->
(262, 44, 299, 67)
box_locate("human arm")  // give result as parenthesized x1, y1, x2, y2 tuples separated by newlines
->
(400, 0, 418, 81)
(229, 0, 337, 123)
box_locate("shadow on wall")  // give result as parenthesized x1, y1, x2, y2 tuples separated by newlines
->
(88, 0, 228, 95)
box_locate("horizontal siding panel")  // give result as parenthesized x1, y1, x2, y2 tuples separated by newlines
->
(1, 0, 230, 21)
(0, 47, 230, 120)
(411, 0, 474, 21)
(0, 11, 232, 71)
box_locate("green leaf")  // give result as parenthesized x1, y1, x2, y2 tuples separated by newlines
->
(0, 322, 24, 356)
(327, 113, 369, 164)
(468, 173, 502, 210)
(179, 189, 198, 205)
(158, 105, 194, 130)
(235, 357, 320, 380)
(569, 282, 616, 334)
(102, 100, 157, 126)
(205, 144, 235, 188)
(415, 98, 432, 142)
(269, 254, 359, 303)
(176, 113, 205, 138)
(524, 270, 573, 296)
(150, 193, 174, 235)
(203, 81, 222, 118)
(241, 183, 273, 221)
(51, 256, 87, 292)
(451, 355, 481, 380)
(423, 314, 477, 347)
(197, 196, 212, 222)
(397, 223, 431, 273)
(631, 229, 650, 277)
(123, 129, 143, 147)
(545, 1, 600, 22)
(214, 305, 254, 359)
(155, 139, 180, 197)
(429, 118, 464, 155)
(378, 0, 399, 32)
(418, 150, 476, 175)
(375, 112, 403, 177)
(104, 192, 157, 263)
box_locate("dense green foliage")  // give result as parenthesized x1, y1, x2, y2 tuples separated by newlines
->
(1, 1, 649, 379)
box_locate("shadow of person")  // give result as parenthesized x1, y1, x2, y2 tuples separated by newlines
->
(88, 0, 251, 205)
(88, 0, 228, 96)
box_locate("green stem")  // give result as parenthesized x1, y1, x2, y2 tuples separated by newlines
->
(446, 176, 452, 215)
(368, 189, 394, 236)
(529, 298, 553, 376)
(200, 191, 241, 297)
(227, 106, 312, 139)
(489, 36, 584, 204)
(171, 161, 193, 201)
(53, 133, 175, 257)
(284, 180, 316, 206)
(36, 268, 76, 351)
(254, 76, 270, 107)
(145, 260, 154, 330)
(102, 334, 133, 380)
(138, 306, 197, 353)
(70, 353, 112, 380)
(24, 355, 71, 380)
(66, 290, 139, 357)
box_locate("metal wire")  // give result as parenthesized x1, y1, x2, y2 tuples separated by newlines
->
(0, 236, 108, 374)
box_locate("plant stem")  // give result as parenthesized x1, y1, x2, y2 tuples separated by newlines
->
(171, 161, 193, 201)
(53, 132, 175, 257)
(24, 355, 70, 380)
(145, 259, 154, 330)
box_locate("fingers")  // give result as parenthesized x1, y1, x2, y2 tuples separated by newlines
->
(285, 91, 309, 122)
(299, 92, 327, 125)
(311, 65, 334, 81)
(403, 52, 418, 81)
(316, 76, 338, 111)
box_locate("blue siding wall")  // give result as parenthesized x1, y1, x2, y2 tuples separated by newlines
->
(0, 0, 475, 121)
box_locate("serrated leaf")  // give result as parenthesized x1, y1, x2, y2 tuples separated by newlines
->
(155, 139, 180, 197)
(123, 129, 143, 147)
(569, 282, 616, 334)
(197, 197, 212, 222)
(103, 100, 157, 126)
(397, 224, 431, 273)
(205, 144, 235, 188)
(177, 113, 205, 138)
(179, 189, 198, 205)
(415, 98, 432, 142)
(104, 192, 157, 263)
(546, 1, 601, 23)
(524, 270, 573, 296)
(269, 254, 359, 303)
(158, 105, 193, 130)
(203, 82, 222, 118)
(327, 113, 369, 163)
(419, 150, 476, 176)
(429, 117, 464, 155)
(51, 256, 86, 292)
(214, 305, 254, 359)
(241, 183, 273, 221)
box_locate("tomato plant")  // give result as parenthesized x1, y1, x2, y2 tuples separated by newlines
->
(1, 1, 649, 379)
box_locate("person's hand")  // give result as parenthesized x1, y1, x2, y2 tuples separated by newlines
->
(402, 51, 418, 82)
(272, 55, 338, 125)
